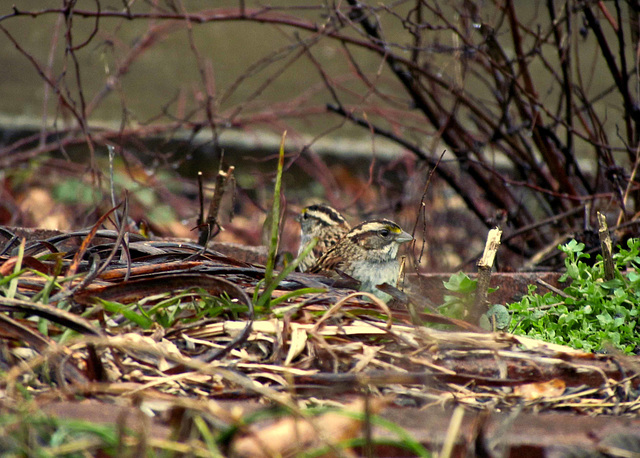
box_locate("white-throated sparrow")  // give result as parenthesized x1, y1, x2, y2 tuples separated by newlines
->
(309, 219, 413, 300)
(295, 204, 351, 272)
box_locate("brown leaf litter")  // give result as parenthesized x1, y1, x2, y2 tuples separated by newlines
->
(1, 225, 639, 456)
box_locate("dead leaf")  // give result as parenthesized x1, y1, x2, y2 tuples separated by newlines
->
(284, 325, 307, 366)
(231, 397, 387, 457)
(514, 379, 566, 400)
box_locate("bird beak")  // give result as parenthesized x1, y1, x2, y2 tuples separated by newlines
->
(397, 230, 413, 243)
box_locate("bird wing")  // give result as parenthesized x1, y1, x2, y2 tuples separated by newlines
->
(307, 250, 344, 276)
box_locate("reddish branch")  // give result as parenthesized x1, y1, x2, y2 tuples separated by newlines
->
(1, 1, 638, 264)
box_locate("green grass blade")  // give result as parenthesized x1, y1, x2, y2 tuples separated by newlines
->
(98, 299, 154, 329)
(255, 237, 318, 311)
(7, 238, 25, 299)
(264, 131, 287, 286)
(270, 287, 326, 309)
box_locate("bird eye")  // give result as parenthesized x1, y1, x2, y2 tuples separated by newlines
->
(302, 213, 308, 220)
(380, 229, 390, 237)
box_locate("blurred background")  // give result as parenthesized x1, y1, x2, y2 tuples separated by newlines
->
(0, 0, 638, 272)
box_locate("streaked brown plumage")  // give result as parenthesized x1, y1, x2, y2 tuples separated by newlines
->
(295, 204, 351, 272)
(309, 219, 413, 300)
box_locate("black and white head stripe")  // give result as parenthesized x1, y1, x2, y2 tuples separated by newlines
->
(347, 219, 406, 240)
(301, 204, 348, 226)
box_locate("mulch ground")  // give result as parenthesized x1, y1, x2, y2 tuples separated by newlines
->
(1, 225, 639, 456)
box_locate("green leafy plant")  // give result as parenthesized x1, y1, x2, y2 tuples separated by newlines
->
(509, 239, 640, 354)
(439, 272, 502, 328)
(439, 271, 477, 320)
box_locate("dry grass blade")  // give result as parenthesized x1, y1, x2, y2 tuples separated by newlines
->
(2, 224, 640, 456)
(0, 296, 102, 336)
(0, 312, 54, 351)
(65, 204, 122, 280)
